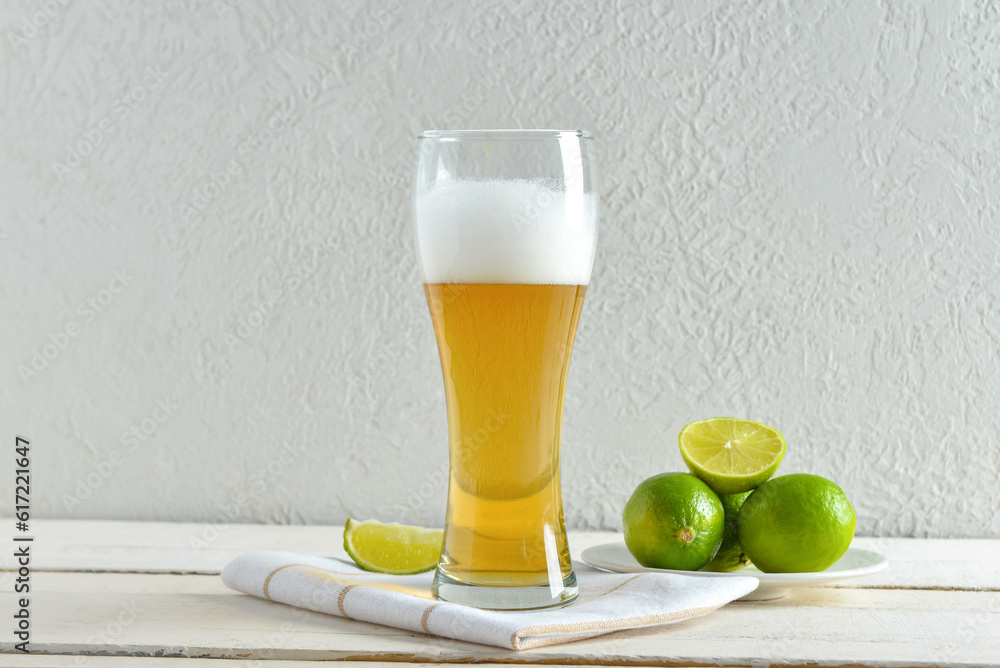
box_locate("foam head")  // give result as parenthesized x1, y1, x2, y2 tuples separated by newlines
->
(414, 179, 598, 285)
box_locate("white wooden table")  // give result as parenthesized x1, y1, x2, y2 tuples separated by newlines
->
(0, 520, 998, 666)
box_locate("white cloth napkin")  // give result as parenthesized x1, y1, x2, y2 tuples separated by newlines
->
(222, 550, 758, 650)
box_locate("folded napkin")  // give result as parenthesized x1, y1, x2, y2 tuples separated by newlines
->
(222, 550, 757, 650)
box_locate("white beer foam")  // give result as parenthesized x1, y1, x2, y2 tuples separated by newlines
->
(415, 179, 597, 285)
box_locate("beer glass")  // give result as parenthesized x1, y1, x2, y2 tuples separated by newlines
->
(412, 130, 597, 609)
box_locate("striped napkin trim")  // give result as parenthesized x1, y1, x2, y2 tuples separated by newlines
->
(254, 561, 737, 650)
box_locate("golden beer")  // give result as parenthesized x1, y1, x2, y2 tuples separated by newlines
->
(413, 129, 597, 608)
(424, 283, 586, 589)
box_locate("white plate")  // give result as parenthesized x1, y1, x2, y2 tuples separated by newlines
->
(580, 542, 888, 600)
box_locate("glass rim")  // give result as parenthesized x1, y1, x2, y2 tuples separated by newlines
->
(419, 129, 593, 141)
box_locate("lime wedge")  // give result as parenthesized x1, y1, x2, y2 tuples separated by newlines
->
(343, 519, 443, 574)
(678, 418, 785, 495)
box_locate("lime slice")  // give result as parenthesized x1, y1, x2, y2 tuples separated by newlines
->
(678, 417, 785, 495)
(343, 518, 443, 574)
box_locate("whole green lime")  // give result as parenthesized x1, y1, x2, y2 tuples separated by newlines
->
(623, 472, 725, 571)
(703, 490, 753, 572)
(738, 474, 856, 573)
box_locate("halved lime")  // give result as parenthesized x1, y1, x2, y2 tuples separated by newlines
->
(343, 518, 443, 574)
(679, 418, 785, 495)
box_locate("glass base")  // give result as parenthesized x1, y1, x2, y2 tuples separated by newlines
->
(432, 570, 578, 610)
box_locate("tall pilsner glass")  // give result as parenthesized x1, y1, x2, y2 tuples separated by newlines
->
(412, 130, 598, 610)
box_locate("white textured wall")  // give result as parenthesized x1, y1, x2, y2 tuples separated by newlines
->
(2, 0, 998, 538)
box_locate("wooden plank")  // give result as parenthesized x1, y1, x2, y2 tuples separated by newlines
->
(27, 571, 232, 595)
(2, 520, 998, 591)
(0, 520, 343, 574)
(0, 660, 493, 668)
(1, 573, 997, 667)
(0, 660, 695, 668)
